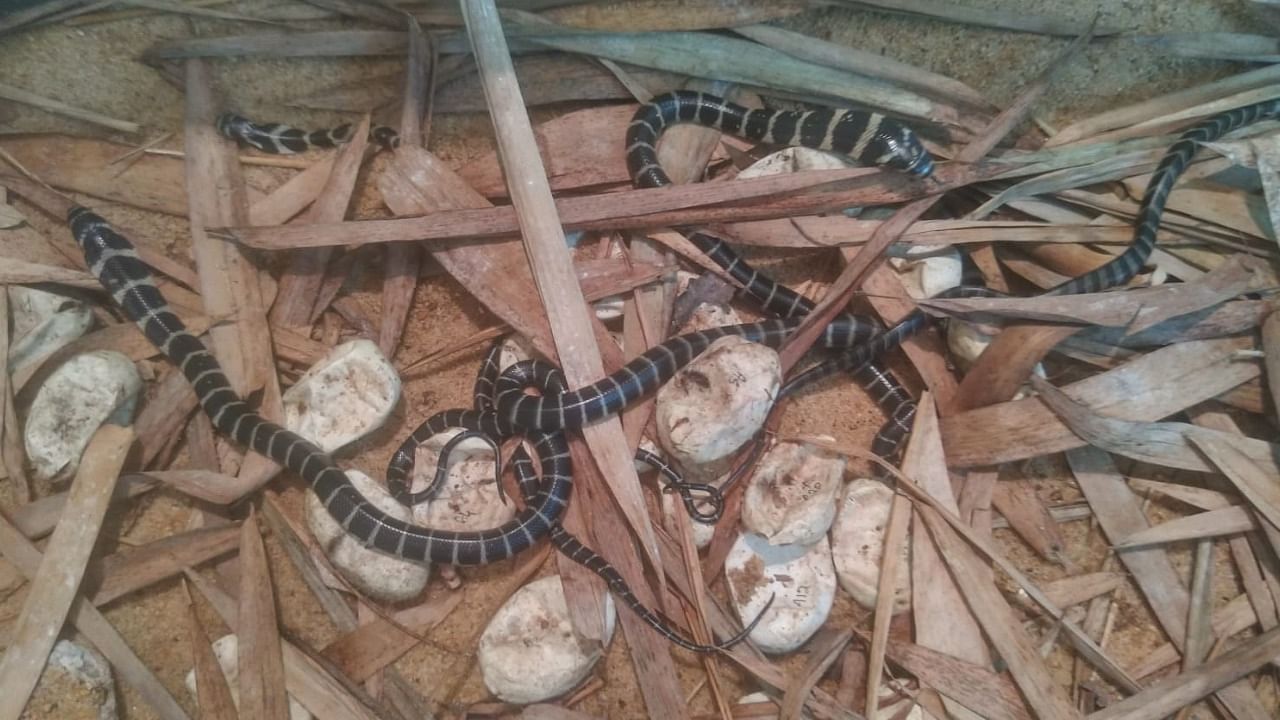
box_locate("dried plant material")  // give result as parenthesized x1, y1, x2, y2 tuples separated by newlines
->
(943, 337, 1260, 467)
(993, 479, 1068, 565)
(1068, 447, 1275, 717)
(0, 196, 25, 228)
(117, 0, 282, 25)
(231, 159, 993, 250)
(0, 257, 100, 287)
(1081, 299, 1273, 349)
(865, 486, 912, 719)
(401, 257, 671, 374)
(1036, 572, 1125, 609)
(1117, 178, 1274, 247)
(521, 31, 963, 128)
(1075, 84, 1280, 149)
(542, 0, 808, 30)
(778, 26, 1092, 372)
(183, 59, 275, 405)
(440, 55, 669, 113)
(648, 529, 855, 720)
(883, 639, 1031, 720)
(555, 453, 618, 646)
(1, 175, 200, 287)
(1157, 137, 1280, 240)
(7, 477, 153, 541)
(260, 493, 438, 716)
(776, 187, 931, 373)
(780, 627, 852, 720)
(1116, 502, 1254, 545)
(2, 289, 27, 499)
(86, 525, 240, 605)
(236, 510, 289, 720)
(130, 467, 263, 503)
(377, 22, 430, 359)
(1050, 65, 1280, 145)
(301, 0, 406, 26)
(1131, 32, 1280, 62)
(917, 507, 1079, 720)
(269, 114, 371, 329)
(520, 705, 603, 720)
(459, 104, 639, 196)
(270, 324, 328, 368)
(1032, 375, 1280, 475)
(12, 315, 214, 395)
(132, 369, 198, 469)
(860, 265, 960, 406)
(737, 23, 988, 110)
(378, 149, 623, 370)
(322, 592, 463, 683)
(971, 149, 1165, 218)
(185, 586, 238, 720)
(620, 80, 719, 452)
(1088, 626, 1280, 720)
(293, 54, 660, 114)
(1127, 477, 1235, 510)
(725, 216, 1133, 248)
(184, 570, 383, 720)
(832, 0, 1114, 36)
(1188, 432, 1280, 532)
(0, 288, 20, 502)
(1264, 313, 1280, 417)
(1188, 536, 1212, 670)
(804, 436, 1149, 694)
(0, 82, 140, 134)
(0, 0, 89, 35)
(0, 424, 132, 720)
(247, 154, 335, 226)
(0, 136, 187, 215)
(145, 30, 408, 60)
(921, 255, 1270, 332)
(902, 394, 991, 718)
(0, 509, 189, 720)
(463, 7, 682, 713)
(258, 493, 358, 624)
(1228, 137, 1280, 239)
(1130, 594, 1262, 679)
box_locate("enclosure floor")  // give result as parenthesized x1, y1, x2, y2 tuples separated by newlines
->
(0, 1, 1265, 718)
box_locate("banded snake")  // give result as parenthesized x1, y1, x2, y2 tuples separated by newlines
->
(69, 94, 1269, 652)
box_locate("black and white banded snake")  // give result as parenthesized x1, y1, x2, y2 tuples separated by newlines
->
(69, 94, 1273, 651)
(215, 112, 401, 154)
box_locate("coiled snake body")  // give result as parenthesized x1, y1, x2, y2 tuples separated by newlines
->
(69, 95, 1269, 651)
(626, 91, 933, 459)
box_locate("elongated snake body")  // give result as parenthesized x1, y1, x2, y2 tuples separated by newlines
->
(69, 95, 1267, 651)
(626, 92, 933, 459)
(215, 113, 401, 154)
(786, 99, 1280, 390)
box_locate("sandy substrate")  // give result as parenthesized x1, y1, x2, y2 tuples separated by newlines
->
(0, 1, 1272, 719)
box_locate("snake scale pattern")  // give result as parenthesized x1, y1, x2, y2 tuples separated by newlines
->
(626, 92, 932, 460)
(68, 93, 1274, 652)
(784, 98, 1280, 390)
(216, 112, 401, 154)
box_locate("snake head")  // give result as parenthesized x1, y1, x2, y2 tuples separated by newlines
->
(875, 120, 934, 178)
